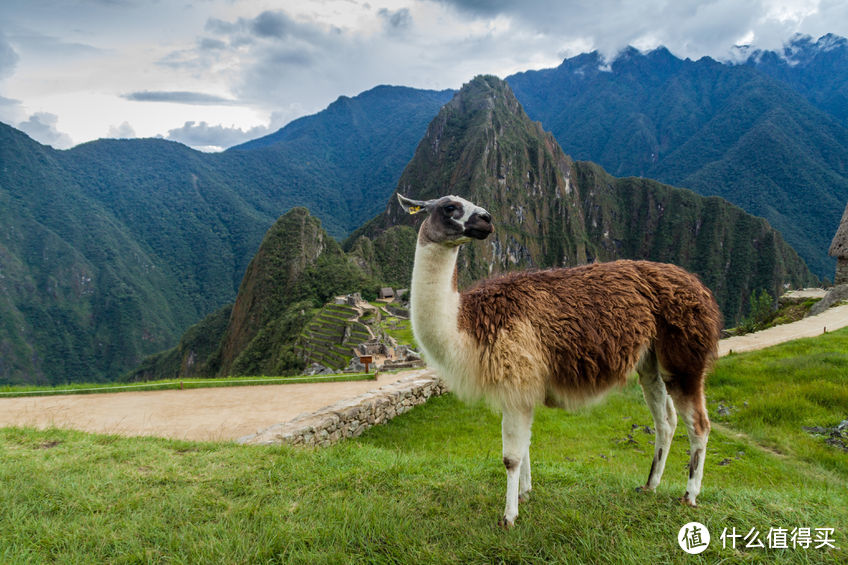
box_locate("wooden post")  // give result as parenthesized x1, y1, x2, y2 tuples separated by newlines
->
(360, 355, 373, 374)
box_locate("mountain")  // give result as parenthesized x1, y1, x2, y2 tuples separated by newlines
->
(743, 33, 848, 126)
(227, 85, 454, 235)
(7, 34, 847, 385)
(360, 76, 816, 323)
(0, 86, 451, 385)
(505, 40, 848, 279)
(127, 75, 817, 381)
(129, 207, 374, 381)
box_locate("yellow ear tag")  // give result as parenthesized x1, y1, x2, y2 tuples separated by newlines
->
(408, 205, 422, 214)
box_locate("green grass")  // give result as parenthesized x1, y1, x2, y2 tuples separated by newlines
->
(1, 331, 846, 563)
(709, 327, 848, 475)
(0, 372, 376, 398)
(372, 302, 418, 349)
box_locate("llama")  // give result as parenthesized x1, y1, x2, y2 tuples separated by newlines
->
(398, 193, 722, 528)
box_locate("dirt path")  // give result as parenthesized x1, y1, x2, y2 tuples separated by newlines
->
(0, 371, 412, 442)
(717, 303, 848, 356)
(2, 304, 847, 442)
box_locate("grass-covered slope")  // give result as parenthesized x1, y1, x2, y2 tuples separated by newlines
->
(1, 328, 845, 563)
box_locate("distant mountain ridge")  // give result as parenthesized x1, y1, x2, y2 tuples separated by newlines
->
(741, 33, 848, 125)
(506, 34, 848, 278)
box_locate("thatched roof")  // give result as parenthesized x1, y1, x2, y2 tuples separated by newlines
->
(830, 201, 848, 258)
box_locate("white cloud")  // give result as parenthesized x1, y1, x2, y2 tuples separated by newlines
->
(165, 111, 288, 151)
(1, 0, 847, 148)
(17, 111, 73, 148)
(108, 121, 135, 138)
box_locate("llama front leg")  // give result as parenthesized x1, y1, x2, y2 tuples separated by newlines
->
(499, 406, 533, 528)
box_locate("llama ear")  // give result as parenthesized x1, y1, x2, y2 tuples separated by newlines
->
(397, 194, 431, 215)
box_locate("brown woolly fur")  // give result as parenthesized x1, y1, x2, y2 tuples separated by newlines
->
(458, 260, 721, 407)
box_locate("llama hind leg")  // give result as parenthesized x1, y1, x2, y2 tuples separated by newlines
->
(499, 406, 533, 528)
(637, 353, 677, 492)
(672, 390, 710, 506)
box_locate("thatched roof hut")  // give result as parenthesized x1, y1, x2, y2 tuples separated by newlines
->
(831, 201, 848, 285)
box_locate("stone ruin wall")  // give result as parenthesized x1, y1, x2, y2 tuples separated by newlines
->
(238, 369, 445, 447)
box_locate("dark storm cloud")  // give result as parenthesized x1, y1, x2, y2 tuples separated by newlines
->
(122, 90, 239, 105)
(185, 8, 343, 106)
(429, 0, 513, 16)
(204, 10, 314, 42)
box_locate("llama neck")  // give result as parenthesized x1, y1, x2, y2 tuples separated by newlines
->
(409, 241, 464, 366)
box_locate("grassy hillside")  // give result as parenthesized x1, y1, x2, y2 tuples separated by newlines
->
(1, 328, 846, 563)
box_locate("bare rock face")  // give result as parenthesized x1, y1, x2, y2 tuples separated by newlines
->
(808, 284, 848, 317)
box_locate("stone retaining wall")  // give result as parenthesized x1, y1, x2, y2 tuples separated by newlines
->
(238, 369, 446, 447)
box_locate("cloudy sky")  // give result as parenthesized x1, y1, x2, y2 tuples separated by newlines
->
(1, 0, 846, 151)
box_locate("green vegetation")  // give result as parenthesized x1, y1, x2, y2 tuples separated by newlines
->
(129, 208, 387, 381)
(0, 372, 376, 398)
(733, 289, 779, 335)
(1, 329, 846, 562)
(373, 303, 418, 350)
(296, 303, 371, 371)
(729, 291, 823, 336)
(710, 327, 848, 472)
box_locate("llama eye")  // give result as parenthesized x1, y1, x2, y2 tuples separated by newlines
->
(444, 205, 457, 213)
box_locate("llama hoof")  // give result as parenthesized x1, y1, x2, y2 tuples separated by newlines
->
(681, 493, 698, 507)
(635, 484, 654, 493)
(518, 491, 531, 503)
(498, 516, 515, 530)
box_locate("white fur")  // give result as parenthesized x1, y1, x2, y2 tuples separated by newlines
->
(409, 241, 484, 402)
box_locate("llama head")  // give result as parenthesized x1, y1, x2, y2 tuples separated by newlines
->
(398, 194, 493, 246)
